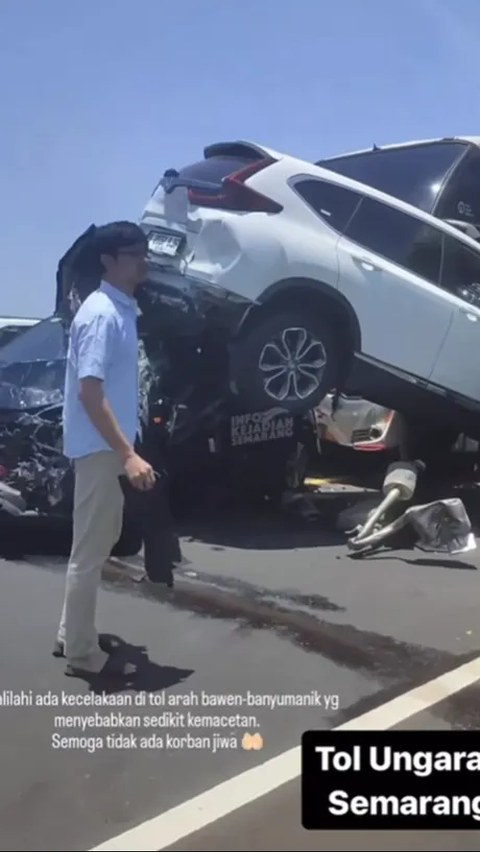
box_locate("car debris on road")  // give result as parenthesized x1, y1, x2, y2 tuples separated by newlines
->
(346, 460, 476, 557)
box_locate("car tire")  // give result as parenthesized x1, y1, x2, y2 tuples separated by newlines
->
(230, 308, 341, 414)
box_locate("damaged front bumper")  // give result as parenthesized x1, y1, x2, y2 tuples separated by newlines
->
(0, 404, 73, 518)
(0, 397, 308, 523)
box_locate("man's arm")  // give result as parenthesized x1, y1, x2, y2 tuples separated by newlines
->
(76, 313, 134, 463)
(79, 378, 134, 463)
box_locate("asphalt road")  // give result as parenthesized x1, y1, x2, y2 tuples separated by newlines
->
(167, 686, 480, 852)
(1, 490, 480, 851)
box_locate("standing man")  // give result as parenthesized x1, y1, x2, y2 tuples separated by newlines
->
(55, 221, 155, 677)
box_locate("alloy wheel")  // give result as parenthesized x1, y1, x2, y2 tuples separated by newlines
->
(258, 327, 327, 402)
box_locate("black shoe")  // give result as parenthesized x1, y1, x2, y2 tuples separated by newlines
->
(53, 635, 116, 658)
(65, 652, 136, 678)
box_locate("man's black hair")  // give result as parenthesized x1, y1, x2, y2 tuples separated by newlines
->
(91, 221, 148, 257)
(55, 220, 148, 312)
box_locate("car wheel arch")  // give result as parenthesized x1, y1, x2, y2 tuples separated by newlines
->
(236, 276, 361, 353)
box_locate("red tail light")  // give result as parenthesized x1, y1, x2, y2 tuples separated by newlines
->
(353, 442, 388, 452)
(187, 158, 283, 214)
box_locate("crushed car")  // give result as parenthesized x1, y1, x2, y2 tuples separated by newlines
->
(0, 229, 313, 548)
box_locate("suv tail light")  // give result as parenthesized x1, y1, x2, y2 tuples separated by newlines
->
(187, 158, 283, 214)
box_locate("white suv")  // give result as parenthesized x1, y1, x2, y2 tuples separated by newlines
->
(140, 137, 480, 433)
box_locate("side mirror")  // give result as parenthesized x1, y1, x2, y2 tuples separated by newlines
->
(443, 219, 480, 241)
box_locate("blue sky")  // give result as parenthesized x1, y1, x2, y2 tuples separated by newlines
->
(0, 0, 477, 317)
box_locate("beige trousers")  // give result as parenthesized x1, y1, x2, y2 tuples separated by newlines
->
(57, 450, 124, 662)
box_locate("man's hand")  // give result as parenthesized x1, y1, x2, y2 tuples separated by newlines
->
(124, 452, 156, 491)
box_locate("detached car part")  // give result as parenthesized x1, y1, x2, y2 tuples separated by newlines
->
(347, 460, 476, 556)
(348, 497, 476, 557)
(407, 498, 476, 554)
(348, 461, 420, 551)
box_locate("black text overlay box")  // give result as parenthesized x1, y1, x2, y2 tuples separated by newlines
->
(302, 730, 480, 830)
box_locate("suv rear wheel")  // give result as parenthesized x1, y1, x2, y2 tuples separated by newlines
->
(230, 308, 342, 413)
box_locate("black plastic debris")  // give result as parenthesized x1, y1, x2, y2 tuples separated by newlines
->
(408, 498, 476, 554)
(119, 474, 181, 587)
(122, 396, 183, 587)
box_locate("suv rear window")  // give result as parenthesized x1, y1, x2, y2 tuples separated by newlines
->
(317, 142, 467, 214)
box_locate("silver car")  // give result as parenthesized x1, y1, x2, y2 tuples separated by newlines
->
(314, 393, 405, 452)
(314, 393, 479, 456)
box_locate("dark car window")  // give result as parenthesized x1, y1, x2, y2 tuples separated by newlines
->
(436, 153, 480, 226)
(294, 179, 361, 233)
(317, 142, 467, 214)
(151, 154, 259, 200)
(441, 235, 480, 307)
(179, 156, 253, 182)
(152, 156, 256, 198)
(344, 197, 443, 284)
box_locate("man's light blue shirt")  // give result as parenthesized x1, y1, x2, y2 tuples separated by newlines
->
(62, 281, 138, 459)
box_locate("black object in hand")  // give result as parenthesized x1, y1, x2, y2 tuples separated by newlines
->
(119, 472, 181, 587)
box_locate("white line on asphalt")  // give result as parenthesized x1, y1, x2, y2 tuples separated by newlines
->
(89, 655, 480, 852)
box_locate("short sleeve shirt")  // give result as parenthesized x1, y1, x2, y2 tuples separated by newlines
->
(62, 281, 138, 459)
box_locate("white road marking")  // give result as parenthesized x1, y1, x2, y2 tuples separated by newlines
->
(89, 655, 480, 852)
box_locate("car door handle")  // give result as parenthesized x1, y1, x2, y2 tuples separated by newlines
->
(351, 254, 381, 272)
(459, 307, 479, 322)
